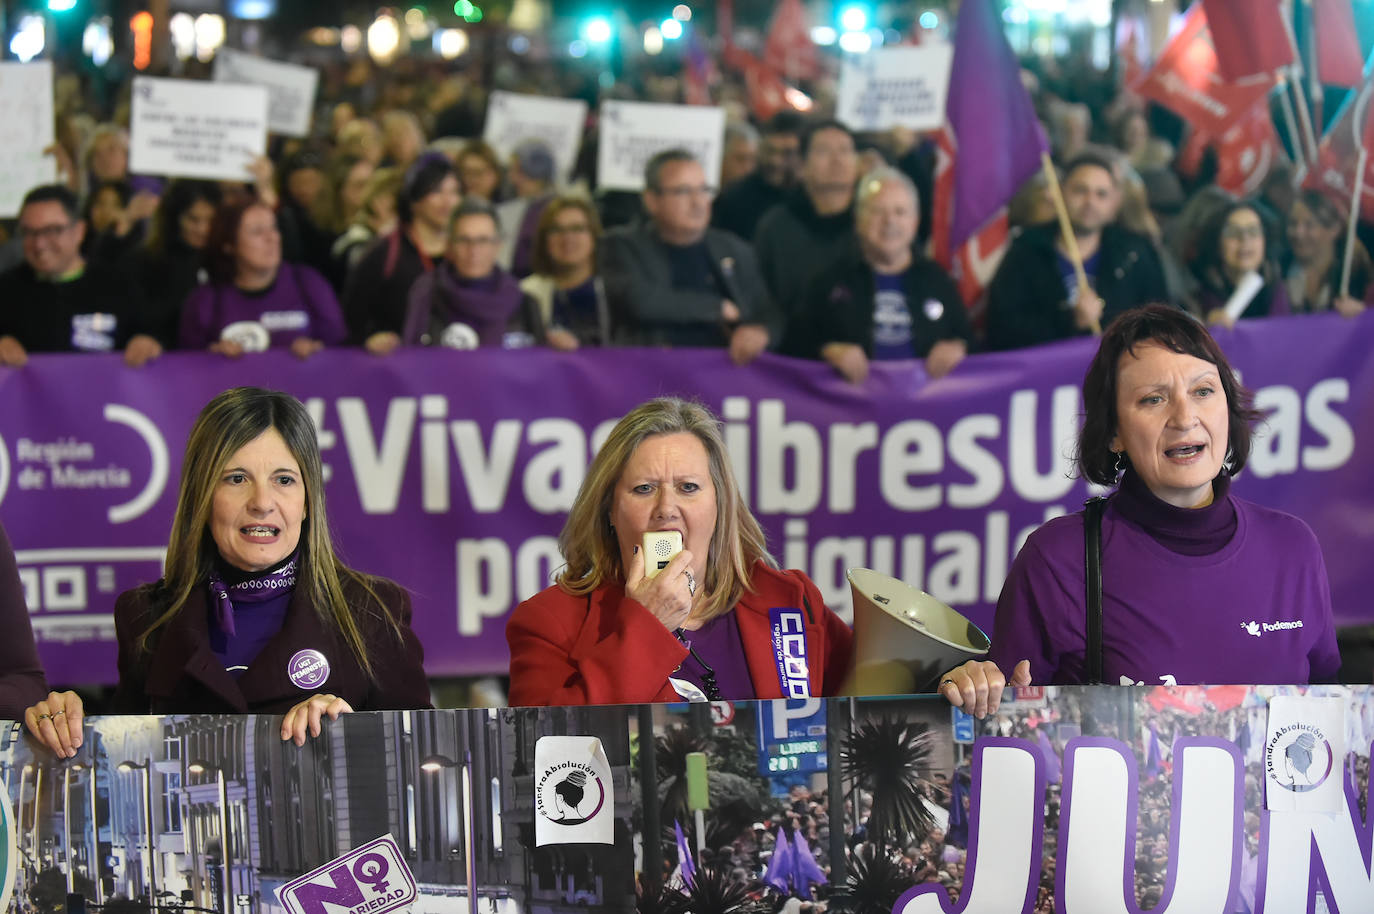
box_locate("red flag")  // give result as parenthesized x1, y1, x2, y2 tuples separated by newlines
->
(1201, 0, 1294, 81)
(722, 44, 793, 121)
(683, 30, 714, 105)
(1305, 86, 1374, 220)
(1213, 104, 1282, 196)
(930, 127, 1013, 314)
(1182, 101, 1284, 196)
(718, 0, 735, 47)
(1118, 18, 1143, 89)
(763, 0, 819, 82)
(1313, 0, 1365, 88)
(1136, 5, 1277, 137)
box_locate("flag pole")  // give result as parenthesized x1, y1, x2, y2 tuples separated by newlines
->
(1278, 6, 1321, 163)
(1340, 83, 1372, 298)
(1040, 152, 1102, 335)
(1275, 74, 1308, 182)
(1290, 66, 1322, 162)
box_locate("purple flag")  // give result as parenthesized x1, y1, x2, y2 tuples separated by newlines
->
(1146, 724, 1163, 780)
(945, 0, 1048, 249)
(1036, 728, 1061, 784)
(762, 827, 793, 893)
(791, 828, 828, 900)
(674, 819, 696, 888)
(947, 773, 968, 849)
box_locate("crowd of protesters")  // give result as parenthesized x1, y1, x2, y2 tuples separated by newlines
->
(2, 34, 1369, 379)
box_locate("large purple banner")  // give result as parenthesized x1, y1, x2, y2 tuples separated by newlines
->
(1, 312, 1369, 683)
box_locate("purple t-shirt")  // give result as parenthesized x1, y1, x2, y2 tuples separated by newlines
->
(989, 485, 1340, 686)
(178, 263, 348, 351)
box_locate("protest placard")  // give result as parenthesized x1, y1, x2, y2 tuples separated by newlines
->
(0, 61, 56, 217)
(836, 44, 954, 132)
(483, 91, 587, 183)
(214, 48, 319, 138)
(596, 100, 725, 191)
(129, 76, 269, 182)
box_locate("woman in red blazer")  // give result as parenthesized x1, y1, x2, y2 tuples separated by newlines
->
(506, 397, 852, 706)
(25, 387, 430, 757)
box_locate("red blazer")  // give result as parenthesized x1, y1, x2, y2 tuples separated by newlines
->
(113, 575, 431, 714)
(506, 561, 853, 707)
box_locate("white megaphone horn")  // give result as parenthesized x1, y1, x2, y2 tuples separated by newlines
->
(841, 568, 991, 696)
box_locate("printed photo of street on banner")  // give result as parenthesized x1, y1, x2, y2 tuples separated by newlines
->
(3, 686, 1373, 914)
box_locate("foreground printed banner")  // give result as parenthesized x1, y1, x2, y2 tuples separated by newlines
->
(2, 687, 1373, 914)
(0, 312, 1369, 682)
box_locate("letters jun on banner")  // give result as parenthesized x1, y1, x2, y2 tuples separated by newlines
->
(0, 313, 1368, 683)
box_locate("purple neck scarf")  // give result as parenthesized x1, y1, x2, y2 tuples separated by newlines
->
(208, 553, 298, 636)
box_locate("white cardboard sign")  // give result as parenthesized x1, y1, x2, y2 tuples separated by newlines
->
(836, 44, 954, 132)
(596, 100, 725, 191)
(214, 48, 319, 138)
(0, 61, 56, 218)
(129, 76, 269, 183)
(483, 90, 588, 184)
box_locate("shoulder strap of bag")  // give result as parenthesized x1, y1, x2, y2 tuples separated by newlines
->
(1083, 496, 1107, 685)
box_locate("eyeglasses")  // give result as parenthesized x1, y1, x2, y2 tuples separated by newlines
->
(1221, 225, 1264, 241)
(19, 223, 75, 243)
(547, 224, 591, 236)
(452, 235, 499, 246)
(653, 185, 716, 199)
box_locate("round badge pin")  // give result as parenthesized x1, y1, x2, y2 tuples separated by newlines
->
(287, 649, 331, 690)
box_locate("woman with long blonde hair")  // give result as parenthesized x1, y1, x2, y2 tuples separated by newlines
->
(25, 387, 429, 756)
(507, 397, 852, 706)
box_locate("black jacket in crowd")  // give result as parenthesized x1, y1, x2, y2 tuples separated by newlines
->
(791, 242, 972, 360)
(600, 223, 779, 348)
(752, 188, 856, 351)
(984, 222, 1170, 351)
(711, 171, 790, 242)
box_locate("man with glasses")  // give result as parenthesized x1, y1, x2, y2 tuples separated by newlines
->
(712, 111, 805, 242)
(601, 148, 775, 364)
(0, 184, 160, 367)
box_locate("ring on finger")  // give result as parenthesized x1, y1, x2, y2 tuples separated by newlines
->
(683, 568, 696, 596)
(52, 709, 65, 717)
(35, 713, 51, 721)
(940, 679, 956, 688)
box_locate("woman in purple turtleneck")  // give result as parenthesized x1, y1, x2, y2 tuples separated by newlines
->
(399, 197, 536, 349)
(940, 305, 1339, 717)
(179, 199, 348, 358)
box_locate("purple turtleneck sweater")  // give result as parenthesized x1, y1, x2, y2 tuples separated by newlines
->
(990, 470, 1340, 686)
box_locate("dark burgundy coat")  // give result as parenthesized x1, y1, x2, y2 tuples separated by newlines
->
(112, 574, 430, 714)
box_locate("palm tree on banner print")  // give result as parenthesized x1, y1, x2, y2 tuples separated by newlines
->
(841, 716, 939, 854)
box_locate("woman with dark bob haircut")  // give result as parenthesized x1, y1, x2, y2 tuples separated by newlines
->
(25, 387, 430, 757)
(939, 305, 1339, 717)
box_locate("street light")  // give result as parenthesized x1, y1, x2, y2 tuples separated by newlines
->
(63, 764, 84, 894)
(117, 760, 156, 904)
(420, 753, 477, 914)
(189, 760, 231, 914)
